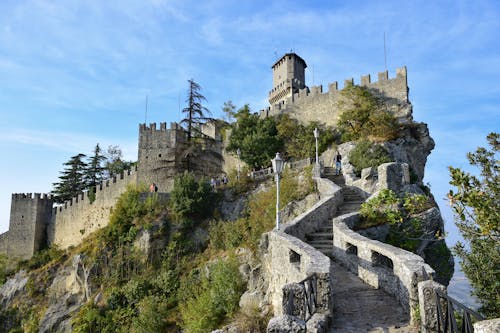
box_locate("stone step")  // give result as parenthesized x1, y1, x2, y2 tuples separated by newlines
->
(306, 232, 332, 241)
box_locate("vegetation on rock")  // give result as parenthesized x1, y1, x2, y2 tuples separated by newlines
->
(336, 84, 399, 142)
(348, 140, 393, 176)
(448, 132, 499, 318)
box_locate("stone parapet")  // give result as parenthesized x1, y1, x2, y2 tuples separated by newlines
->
(332, 212, 434, 325)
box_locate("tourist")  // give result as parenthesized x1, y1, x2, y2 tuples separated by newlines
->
(335, 151, 342, 175)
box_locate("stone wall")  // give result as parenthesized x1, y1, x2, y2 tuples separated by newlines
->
(47, 168, 138, 249)
(332, 212, 434, 324)
(262, 176, 341, 329)
(2, 194, 54, 260)
(261, 67, 409, 127)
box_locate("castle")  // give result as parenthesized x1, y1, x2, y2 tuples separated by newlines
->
(0, 53, 410, 260)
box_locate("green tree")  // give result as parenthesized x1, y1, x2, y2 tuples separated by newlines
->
(336, 84, 399, 142)
(227, 105, 283, 168)
(52, 153, 88, 203)
(86, 143, 106, 202)
(181, 79, 212, 142)
(448, 132, 499, 318)
(169, 172, 214, 223)
(104, 145, 133, 178)
(222, 100, 236, 123)
(276, 114, 335, 160)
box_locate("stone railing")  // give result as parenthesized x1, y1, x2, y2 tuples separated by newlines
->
(264, 177, 342, 332)
(331, 211, 434, 325)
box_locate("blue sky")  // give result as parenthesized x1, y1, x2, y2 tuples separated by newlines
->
(0, 0, 498, 249)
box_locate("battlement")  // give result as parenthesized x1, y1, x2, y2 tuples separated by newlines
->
(261, 66, 408, 122)
(52, 165, 138, 215)
(139, 122, 183, 132)
(12, 193, 53, 201)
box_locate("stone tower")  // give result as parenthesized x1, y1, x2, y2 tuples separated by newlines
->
(7, 193, 54, 260)
(137, 122, 187, 192)
(268, 53, 307, 105)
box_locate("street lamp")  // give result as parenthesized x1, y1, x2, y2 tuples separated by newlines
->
(313, 127, 319, 166)
(272, 152, 284, 230)
(236, 148, 241, 180)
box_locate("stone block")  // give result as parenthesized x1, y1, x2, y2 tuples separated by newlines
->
(418, 280, 446, 333)
(267, 315, 306, 333)
(474, 319, 500, 333)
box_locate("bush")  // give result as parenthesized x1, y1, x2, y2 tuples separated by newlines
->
(349, 140, 392, 176)
(336, 85, 399, 142)
(359, 189, 402, 228)
(17, 246, 64, 271)
(169, 171, 214, 222)
(131, 295, 170, 333)
(179, 256, 245, 333)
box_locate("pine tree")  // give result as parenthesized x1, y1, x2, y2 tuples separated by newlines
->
(52, 153, 88, 203)
(86, 144, 106, 202)
(180, 79, 212, 142)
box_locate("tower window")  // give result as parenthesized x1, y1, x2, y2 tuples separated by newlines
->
(158, 154, 162, 157)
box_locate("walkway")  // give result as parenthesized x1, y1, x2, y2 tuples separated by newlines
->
(306, 168, 418, 332)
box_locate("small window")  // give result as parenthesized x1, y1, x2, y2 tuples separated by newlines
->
(289, 249, 301, 270)
(346, 242, 358, 256)
(372, 251, 394, 270)
(158, 154, 162, 157)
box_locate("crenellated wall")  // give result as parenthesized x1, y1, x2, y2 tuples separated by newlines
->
(261, 67, 410, 127)
(2, 193, 54, 260)
(47, 167, 138, 249)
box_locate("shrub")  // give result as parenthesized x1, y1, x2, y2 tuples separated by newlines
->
(336, 85, 399, 142)
(169, 171, 214, 222)
(359, 189, 402, 228)
(403, 193, 433, 215)
(349, 140, 392, 176)
(131, 295, 170, 333)
(179, 256, 245, 333)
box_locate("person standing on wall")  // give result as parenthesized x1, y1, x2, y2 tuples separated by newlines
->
(335, 151, 342, 175)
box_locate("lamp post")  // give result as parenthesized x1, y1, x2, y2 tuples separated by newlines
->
(313, 127, 319, 166)
(236, 148, 241, 180)
(272, 152, 284, 230)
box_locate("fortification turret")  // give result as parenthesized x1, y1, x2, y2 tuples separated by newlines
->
(269, 53, 308, 105)
(137, 122, 187, 192)
(6, 193, 53, 260)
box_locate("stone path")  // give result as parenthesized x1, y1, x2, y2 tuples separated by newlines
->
(306, 169, 418, 332)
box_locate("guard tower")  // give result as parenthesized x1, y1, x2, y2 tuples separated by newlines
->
(268, 53, 307, 105)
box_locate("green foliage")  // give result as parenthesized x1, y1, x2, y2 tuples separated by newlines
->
(276, 114, 336, 160)
(227, 105, 283, 169)
(360, 189, 402, 227)
(448, 132, 499, 318)
(336, 85, 399, 142)
(169, 171, 214, 223)
(349, 140, 392, 176)
(52, 153, 88, 203)
(131, 295, 171, 333)
(179, 256, 245, 333)
(0, 254, 7, 286)
(209, 169, 313, 252)
(180, 79, 212, 142)
(17, 246, 64, 271)
(403, 193, 433, 215)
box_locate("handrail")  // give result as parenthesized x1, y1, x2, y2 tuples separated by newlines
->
(284, 273, 319, 322)
(435, 289, 484, 333)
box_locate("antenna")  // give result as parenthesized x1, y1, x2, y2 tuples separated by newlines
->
(384, 32, 387, 70)
(144, 95, 148, 124)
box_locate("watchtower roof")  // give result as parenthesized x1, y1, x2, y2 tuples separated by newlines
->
(271, 53, 307, 69)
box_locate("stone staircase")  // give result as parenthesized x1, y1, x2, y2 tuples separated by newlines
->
(305, 168, 364, 257)
(306, 168, 418, 332)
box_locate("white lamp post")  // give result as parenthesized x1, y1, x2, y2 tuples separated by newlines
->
(272, 152, 284, 230)
(313, 127, 319, 166)
(236, 148, 241, 180)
